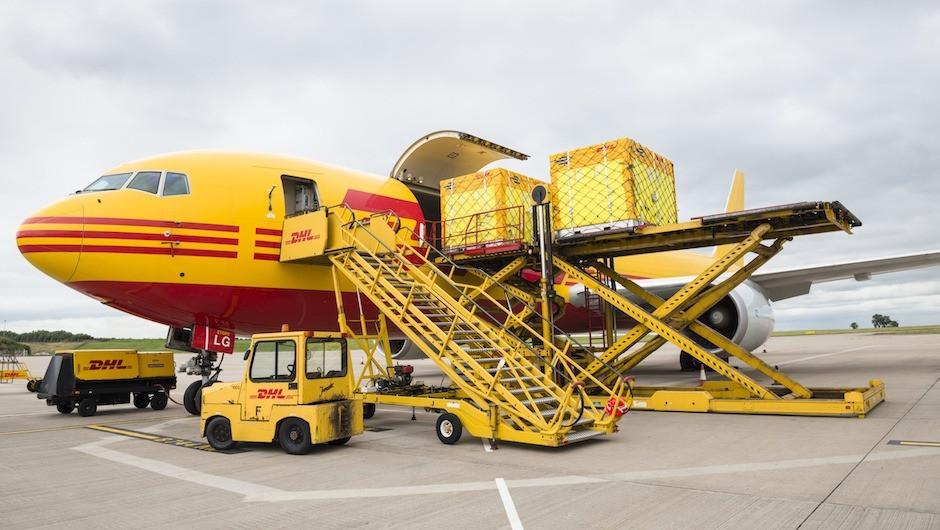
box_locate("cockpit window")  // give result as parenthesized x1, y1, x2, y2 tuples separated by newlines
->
(163, 172, 190, 196)
(127, 171, 161, 194)
(83, 173, 132, 192)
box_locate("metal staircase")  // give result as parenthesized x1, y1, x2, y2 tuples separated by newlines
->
(323, 213, 629, 446)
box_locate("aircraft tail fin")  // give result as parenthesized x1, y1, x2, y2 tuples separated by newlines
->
(712, 170, 746, 259)
(725, 169, 745, 213)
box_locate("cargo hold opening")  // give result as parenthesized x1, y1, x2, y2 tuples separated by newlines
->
(390, 130, 529, 227)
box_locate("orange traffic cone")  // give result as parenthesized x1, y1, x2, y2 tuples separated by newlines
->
(699, 363, 707, 386)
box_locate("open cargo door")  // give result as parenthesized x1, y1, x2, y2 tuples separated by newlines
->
(390, 131, 528, 223)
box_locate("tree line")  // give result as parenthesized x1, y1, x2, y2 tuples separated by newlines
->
(0, 330, 95, 342)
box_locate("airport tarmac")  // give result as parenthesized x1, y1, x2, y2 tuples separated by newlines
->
(2, 333, 939, 529)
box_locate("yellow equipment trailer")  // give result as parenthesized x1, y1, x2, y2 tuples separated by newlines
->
(200, 330, 363, 455)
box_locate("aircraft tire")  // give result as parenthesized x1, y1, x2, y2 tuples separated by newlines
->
(679, 352, 698, 371)
(183, 381, 202, 416)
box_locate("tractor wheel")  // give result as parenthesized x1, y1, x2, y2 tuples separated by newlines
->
(278, 418, 312, 455)
(205, 416, 237, 451)
(56, 402, 74, 414)
(363, 402, 376, 419)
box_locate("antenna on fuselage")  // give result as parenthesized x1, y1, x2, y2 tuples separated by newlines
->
(267, 185, 277, 219)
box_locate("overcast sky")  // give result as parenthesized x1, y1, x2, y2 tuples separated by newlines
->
(1, 1, 938, 338)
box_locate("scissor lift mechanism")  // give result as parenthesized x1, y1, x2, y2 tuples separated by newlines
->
(441, 200, 884, 418)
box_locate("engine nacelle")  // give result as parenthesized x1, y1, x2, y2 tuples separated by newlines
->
(689, 280, 775, 354)
(385, 339, 427, 360)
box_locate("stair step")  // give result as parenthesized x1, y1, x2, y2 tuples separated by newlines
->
(473, 357, 510, 363)
(465, 347, 499, 353)
(510, 386, 547, 395)
(500, 375, 538, 384)
(564, 429, 605, 444)
(520, 396, 557, 407)
(572, 417, 595, 427)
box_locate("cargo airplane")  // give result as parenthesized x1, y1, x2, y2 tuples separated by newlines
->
(17, 131, 940, 408)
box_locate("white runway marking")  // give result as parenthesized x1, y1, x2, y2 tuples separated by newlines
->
(72, 433, 940, 503)
(773, 345, 874, 366)
(658, 345, 877, 386)
(496, 478, 524, 529)
(74, 437, 281, 498)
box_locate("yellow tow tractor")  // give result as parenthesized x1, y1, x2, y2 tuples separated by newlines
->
(200, 329, 363, 455)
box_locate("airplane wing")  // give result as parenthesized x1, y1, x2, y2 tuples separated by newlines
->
(601, 251, 940, 306)
(751, 251, 940, 301)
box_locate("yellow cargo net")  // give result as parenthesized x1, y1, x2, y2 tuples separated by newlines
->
(549, 137, 677, 238)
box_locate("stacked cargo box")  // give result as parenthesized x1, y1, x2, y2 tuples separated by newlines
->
(549, 137, 677, 239)
(440, 168, 535, 251)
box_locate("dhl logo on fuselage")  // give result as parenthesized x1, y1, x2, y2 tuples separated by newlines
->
(253, 388, 293, 399)
(87, 359, 132, 370)
(286, 229, 320, 245)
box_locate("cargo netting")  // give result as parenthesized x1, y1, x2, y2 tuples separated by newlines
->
(439, 168, 534, 252)
(549, 137, 677, 239)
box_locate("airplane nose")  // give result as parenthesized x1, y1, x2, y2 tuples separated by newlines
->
(17, 198, 84, 283)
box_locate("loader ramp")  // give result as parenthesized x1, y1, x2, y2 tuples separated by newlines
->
(295, 209, 630, 446)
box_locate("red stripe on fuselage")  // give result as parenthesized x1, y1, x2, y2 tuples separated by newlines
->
(341, 189, 425, 224)
(256, 228, 282, 236)
(18, 244, 236, 259)
(17, 229, 238, 246)
(22, 216, 239, 233)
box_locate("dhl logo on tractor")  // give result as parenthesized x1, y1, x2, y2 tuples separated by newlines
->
(254, 388, 293, 399)
(88, 359, 132, 370)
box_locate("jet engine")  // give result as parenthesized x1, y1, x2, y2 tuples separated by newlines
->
(685, 280, 775, 355)
(386, 339, 427, 360)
